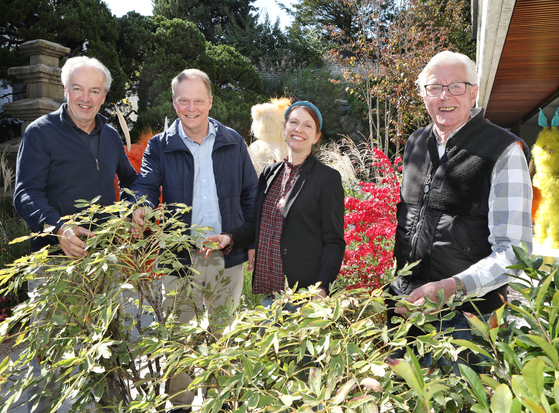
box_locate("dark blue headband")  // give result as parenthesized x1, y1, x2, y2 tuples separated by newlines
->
(285, 101, 323, 130)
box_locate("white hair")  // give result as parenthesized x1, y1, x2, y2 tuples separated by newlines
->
(61, 56, 112, 93)
(416, 51, 477, 96)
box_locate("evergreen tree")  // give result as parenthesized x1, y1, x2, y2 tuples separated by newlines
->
(152, 0, 257, 44)
(219, 12, 323, 70)
(0, 0, 125, 103)
(284, 0, 360, 47)
(116, 15, 265, 139)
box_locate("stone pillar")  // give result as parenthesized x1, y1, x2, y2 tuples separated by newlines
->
(2, 39, 70, 137)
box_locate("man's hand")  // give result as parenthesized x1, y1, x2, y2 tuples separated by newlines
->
(312, 287, 328, 300)
(199, 234, 231, 258)
(57, 225, 94, 258)
(131, 207, 146, 238)
(394, 278, 457, 318)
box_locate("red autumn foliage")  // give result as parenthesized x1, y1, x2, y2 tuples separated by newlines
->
(114, 127, 161, 277)
(341, 148, 402, 290)
(114, 127, 157, 201)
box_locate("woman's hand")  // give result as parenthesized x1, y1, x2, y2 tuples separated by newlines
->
(199, 234, 231, 258)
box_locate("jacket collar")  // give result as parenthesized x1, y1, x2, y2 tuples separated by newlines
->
(264, 153, 318, 217)
(164, 117, 237, 152)
(57, 103, 108, 134)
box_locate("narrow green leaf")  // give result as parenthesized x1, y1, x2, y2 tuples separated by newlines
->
(453, 339, 493, 359)
(51, 315, 67, 326)
(495, 342, 523, 372)
(387, 357, 426, 400)
(93, 380, 104, 401)
(425, 383, 448, 400)
(550, 290, 559, 330)
(347, 395, 375, 408)
(528, 335, 558, 366)
(536, 272, 554, 319)
(307, 319, 332, 329)
(332, 298, 340, 320)
(459, 364, 489, 409)
(347, 342, 363, 357)
(489, 306, 505, 344)
(490, 383, 512, 413)
(416, 333, 439, 347)
(480, 374, 501, 390)
(523, 358, 544, 401)
(257, 395, 275, 407)
(407, 347, 425, 388)
(513, 243, 532, 268)
(308, 367, 322, 395)
(464, 312, 489, 338)
(333, 378, 357, 404)
(521, 397, 546, 413)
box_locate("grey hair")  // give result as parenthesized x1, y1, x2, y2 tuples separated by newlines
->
(416, 51, 477, 96)
(61, 56, 112, 93)
(171, 68, 212, 98)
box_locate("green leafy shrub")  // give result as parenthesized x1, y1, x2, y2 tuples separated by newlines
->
(3, 196, 554, 413)
(0, 196, 449, 412)
(385, 243, 559, 413)
(452, 244, 559, 413)
(0, 197, 29, 321)
(0, 197, 209, 411)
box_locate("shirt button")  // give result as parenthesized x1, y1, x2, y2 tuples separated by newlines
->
(282, 248, 288, 255)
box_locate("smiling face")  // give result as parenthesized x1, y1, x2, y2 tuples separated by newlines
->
(64, 66, 107, 134)
(283, 107, 320, 161)
(172, 77, 213, 143)
(423, 63, 478, 139)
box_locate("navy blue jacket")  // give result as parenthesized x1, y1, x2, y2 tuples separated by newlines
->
(131, 118, 258, 270)
(229, 155, 346, 293)
(14, 104, 138, 252)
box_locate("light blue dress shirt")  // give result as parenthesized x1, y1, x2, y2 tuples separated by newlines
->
(177, 120, 222, 240)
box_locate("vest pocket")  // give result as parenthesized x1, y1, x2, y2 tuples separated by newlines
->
(449, 215, 492, 261)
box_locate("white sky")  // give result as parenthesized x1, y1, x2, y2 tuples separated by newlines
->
(102, 0, 294, 28)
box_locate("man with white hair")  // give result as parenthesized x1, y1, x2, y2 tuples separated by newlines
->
(14, 56, 137, 412)
(14, 56, 137, 257)
(388, 51, 532, 372)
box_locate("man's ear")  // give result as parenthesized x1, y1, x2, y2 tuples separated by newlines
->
(470, 84, 479, 106)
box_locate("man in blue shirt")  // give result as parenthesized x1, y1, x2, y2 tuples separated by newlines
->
(132, 69, 258, 412)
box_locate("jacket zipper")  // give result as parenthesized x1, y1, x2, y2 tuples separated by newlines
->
(410, 170, 433, 255)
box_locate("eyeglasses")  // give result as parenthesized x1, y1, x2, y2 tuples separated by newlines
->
(424, 82, 472, 97)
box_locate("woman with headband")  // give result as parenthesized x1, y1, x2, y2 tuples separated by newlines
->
(201, 101, 346, 303)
